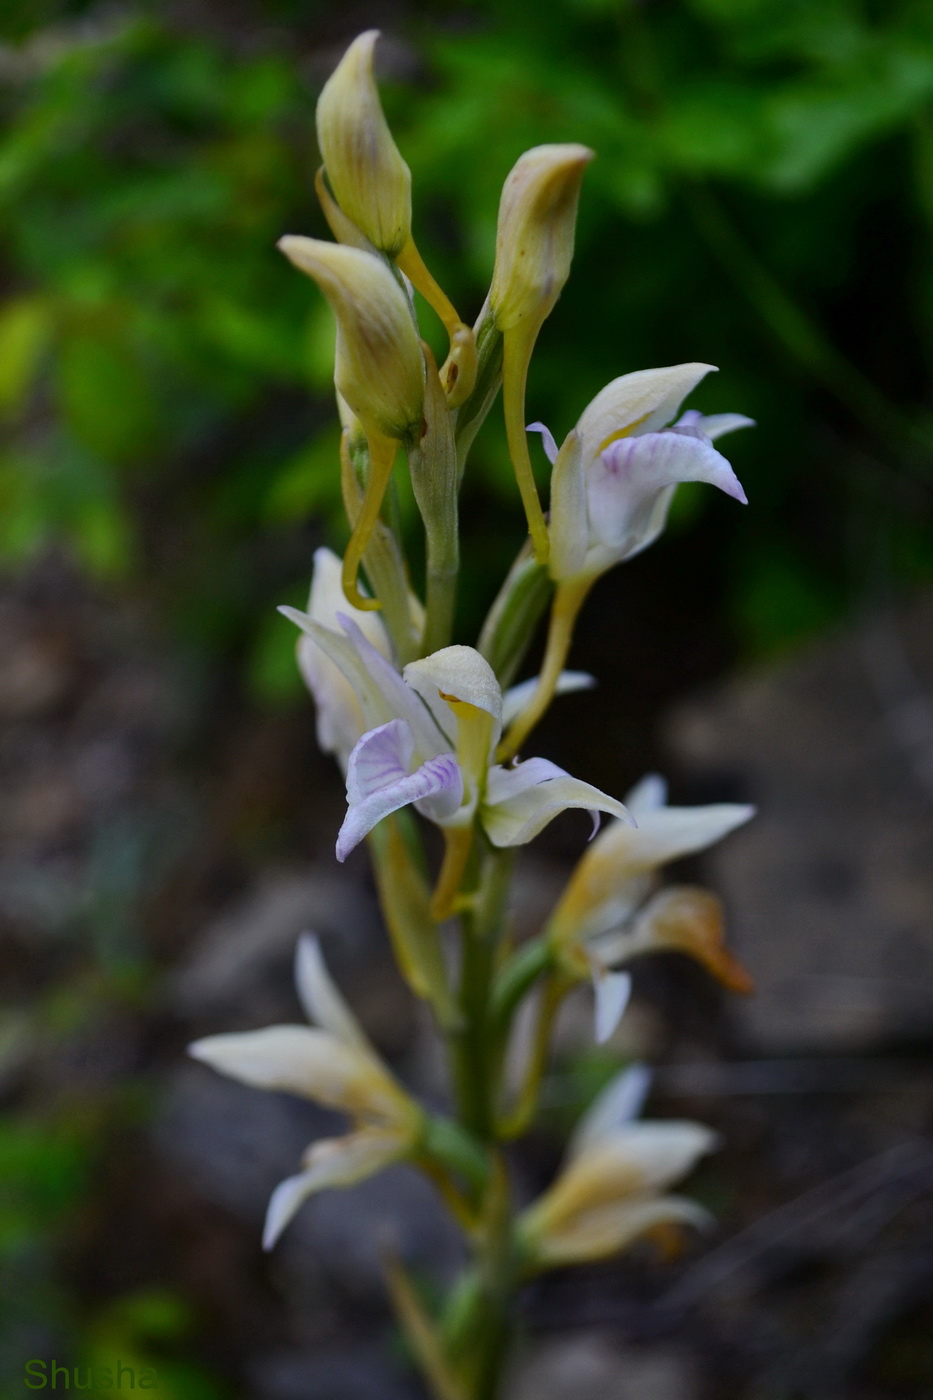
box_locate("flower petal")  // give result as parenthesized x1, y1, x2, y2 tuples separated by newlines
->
(526, 420, 559, 464)
(622, 885, 755, 994)
(625, 772, 668, 816)
(594, 801, 756, 883)
(551, 797, 755, 947)
(483, 758, 631, 847)
(339, 614, 453, 754)
(295, 934, 372, 1054)
(189, 1024, 398, 1118)
(575, 363, 716, 459)
(346, 718, 415, 805)
(502, 670, 594, 728)
(337, 747, 462, 860)
(293, 548, 391, 761)
(674, 409, 756, 441)
(568, 1063, 653, 1160)
(591, 966, 632, 1045)
(404, 646, 503, 724)
(588, 428, 746, 562)
(263, 1126, 407, 1248)
(537, 1120, 719, 1227)
(526, 1192, 712, 1268)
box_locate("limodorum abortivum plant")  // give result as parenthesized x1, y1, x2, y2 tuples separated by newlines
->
(189, 31, 757, 1400)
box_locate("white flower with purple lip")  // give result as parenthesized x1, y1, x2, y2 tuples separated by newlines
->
(189, 935, 423, 1249)
(279, 597, 630, 861)
(547, 773, 755, 1042)
(531, 362, 753, 583)
(516, 1063, 716, 1271)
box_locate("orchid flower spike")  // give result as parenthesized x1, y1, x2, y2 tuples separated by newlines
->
(189, 935, 423, 1249)
(517, 1064, 716, 1271)
(533, 363, 753, 585)
(548, 774, 755, 1041)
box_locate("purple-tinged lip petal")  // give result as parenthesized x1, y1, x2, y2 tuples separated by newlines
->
(345, 719, 414, 805)
(527, 420, 560, 465)
(589, 429, 747, 557)
(337, 749, 462, 861)
(673, 409, 755, 442)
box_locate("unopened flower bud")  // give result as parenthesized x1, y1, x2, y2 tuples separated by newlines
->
(279, 236, 423, 443)
(488, 144, 593, 565)
(489, 144, 593, 334)
(316, 31, 412, 258)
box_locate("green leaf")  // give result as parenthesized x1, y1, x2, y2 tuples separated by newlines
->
(57, 331, 159, 466)
(0, 296, 51, 415)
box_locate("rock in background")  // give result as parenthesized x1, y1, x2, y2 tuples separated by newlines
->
(667, 593, 933, 1054)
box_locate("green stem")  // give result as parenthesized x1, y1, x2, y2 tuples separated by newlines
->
(454, 307, 504, 476)
(423, 554, 459, 655)
(449, 844, 514, 1142)
(490, 936, 552, 1034)
(497, 973, 567, 1140)
(341, 432, 419, 662)
(477, 545, 553, 689)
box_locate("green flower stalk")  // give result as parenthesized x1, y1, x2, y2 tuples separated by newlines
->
(190, 33, 757, 1400)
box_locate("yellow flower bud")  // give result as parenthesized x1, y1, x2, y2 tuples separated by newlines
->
(316, 30, 412, 258)
(278, 235, 423, 444)
(489, 143, 593, 333)
(487, 144, 593, 565)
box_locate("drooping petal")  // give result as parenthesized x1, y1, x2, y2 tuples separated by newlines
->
(295, 934, 373, 1055)
(483, 757, 631, 847)
(587, 427, 747, 564)
(263, 1126, 407, 1248)
(625, 772, 668, 816)
(591, 966, 632, 1045)
(527, 420, 559, 464)
(575, 363, 716, 458)
(525, 1192, 712, 1268)
(603, 885, 754, 994)
(502, 670, 594, 728)
(568, 1064, 653, 1160)
(533, 1120, 719, 1230)
(673, 409, 756, 441)
(549, 799, 755, 947)
(345, 719, 415, 805)
(337, 748, 462, 860)
(189, 1025, 402, 1121)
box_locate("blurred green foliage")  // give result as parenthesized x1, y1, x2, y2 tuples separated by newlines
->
(1, 0, 932, 692)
